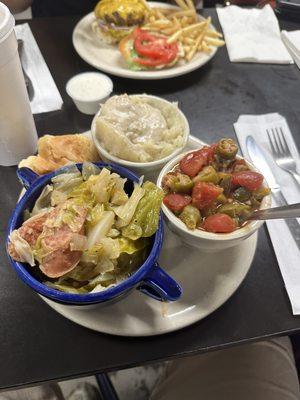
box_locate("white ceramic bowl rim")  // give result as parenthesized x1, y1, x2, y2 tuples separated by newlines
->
(157, 149, 272, 242)
(66, 72, 113, 103)
(91, 94, 190, 168)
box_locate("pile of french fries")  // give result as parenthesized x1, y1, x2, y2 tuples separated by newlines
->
(141, 0, 225, 62)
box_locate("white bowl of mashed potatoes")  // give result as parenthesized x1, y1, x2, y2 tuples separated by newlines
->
(91, 94, 189, 177)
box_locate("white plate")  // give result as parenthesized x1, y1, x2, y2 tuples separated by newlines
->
(72, 3, 218, 80)
(40, 136, 258, 336)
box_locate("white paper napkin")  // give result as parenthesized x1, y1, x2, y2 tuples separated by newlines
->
(234, 113, 300, 314)
(217, 5, 293, 64)
(14, 23, 63, 114)
(282, 30, 300, 69)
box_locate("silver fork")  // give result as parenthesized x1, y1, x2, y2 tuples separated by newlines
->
(267, 127, 300, 186)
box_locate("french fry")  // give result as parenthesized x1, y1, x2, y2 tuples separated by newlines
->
(167, 29, 183, 43)
(186, 30, 204, 61)
(169, 9, 195, 18)
(201, 40, 211, 53)
(205, 29, 223, 38)
(205, 37, 225, 46)
(162, 27, 179, 35)
(153, 7, 173, 15)
(150, 19, 172, 26)
(155, 9, 169, 20)
(181, 21, 206, 34)
(140, 0, 151, 11)
(180, 16, 189, 27)
(174, 0, 189, 10)
(185, 0, 196, 11)
(182, 36, 195, 45)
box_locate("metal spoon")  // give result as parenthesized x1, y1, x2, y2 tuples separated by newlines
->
(247, 203, 300, 221)
(17, 39, 34, 101)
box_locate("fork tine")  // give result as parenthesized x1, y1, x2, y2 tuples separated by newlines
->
(267, 129, 277, 156)
(275, 127, 288, 156)
(279, 127, 292, 157)
(272, 128, 283, 155)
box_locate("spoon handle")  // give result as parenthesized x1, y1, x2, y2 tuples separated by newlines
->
(249, 203, 300, 221)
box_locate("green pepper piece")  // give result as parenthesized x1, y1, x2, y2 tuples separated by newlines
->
(201, 203, 218, 218)
(173, 173, 194, 194)
(216, 138, 238, 160)
(218, 172, 232, 196)
(179, 205, 201, 230)
(216, 193, 227, 204)
(193, 166, 219, 185)
(218, 202, 251, 218)
(233, 187, 251, 202)
(252, 187, 271, 201)
(163, 172, 193, 194)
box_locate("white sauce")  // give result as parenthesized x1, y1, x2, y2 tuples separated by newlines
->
(67, 73, 112, 101)
(95, 94, 186, 163)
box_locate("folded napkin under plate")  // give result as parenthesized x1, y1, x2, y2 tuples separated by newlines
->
(234, 113, 300, 314)
(14, 23, 63, 114)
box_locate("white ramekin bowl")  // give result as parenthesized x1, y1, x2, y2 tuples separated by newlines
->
(66, 72, 113, 115)
(157, 149, 272, 252)
(91, 94, 190, 178)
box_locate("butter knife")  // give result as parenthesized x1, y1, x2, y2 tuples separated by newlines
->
(17, 39, 34, 101)
(246, 136, 300, 250)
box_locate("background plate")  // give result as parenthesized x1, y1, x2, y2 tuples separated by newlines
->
(40, 136, 257, 336)
(72, 2, 218, 80)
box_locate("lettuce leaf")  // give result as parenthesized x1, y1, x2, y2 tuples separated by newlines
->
(121, 181, 163, 240)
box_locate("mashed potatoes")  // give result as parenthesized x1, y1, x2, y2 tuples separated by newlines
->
(95, 94, 186, 163)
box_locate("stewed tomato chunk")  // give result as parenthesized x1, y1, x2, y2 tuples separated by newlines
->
(203, 213, 236, 233)
(231, 171, 263, 191)
(163, 193, 191, 214)
(179, 146, 216, 178)
(192, 182, 223, 210)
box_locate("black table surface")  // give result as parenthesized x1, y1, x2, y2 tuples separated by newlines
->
(1, 9, 300, 391)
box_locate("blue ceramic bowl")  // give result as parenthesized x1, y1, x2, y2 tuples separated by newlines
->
(6, 163, 182, 306)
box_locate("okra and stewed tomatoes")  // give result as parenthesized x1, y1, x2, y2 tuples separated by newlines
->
(162, 138, 270, 233)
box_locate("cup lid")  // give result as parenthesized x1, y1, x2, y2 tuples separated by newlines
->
(0, 2, 15, 41)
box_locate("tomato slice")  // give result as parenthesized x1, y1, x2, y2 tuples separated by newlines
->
(192, 182, 223, 210)
(132, 28, 178, 67)
(134, 30, 169, 57)
(203, 214, 236, 233)
(231, 171, 263, 191)
(133, 55, 173, 67)
(163, 194, 191, 214)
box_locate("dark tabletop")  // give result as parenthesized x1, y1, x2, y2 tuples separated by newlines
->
(1, 9, 300, 391)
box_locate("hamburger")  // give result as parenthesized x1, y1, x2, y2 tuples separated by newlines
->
(92, 0, 149, 44)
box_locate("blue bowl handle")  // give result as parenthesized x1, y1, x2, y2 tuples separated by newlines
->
(17, 167, 39, 190)
(137, 263, 182, 302)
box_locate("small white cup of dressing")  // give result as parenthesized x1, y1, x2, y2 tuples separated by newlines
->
(66, 72, 113, 115)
